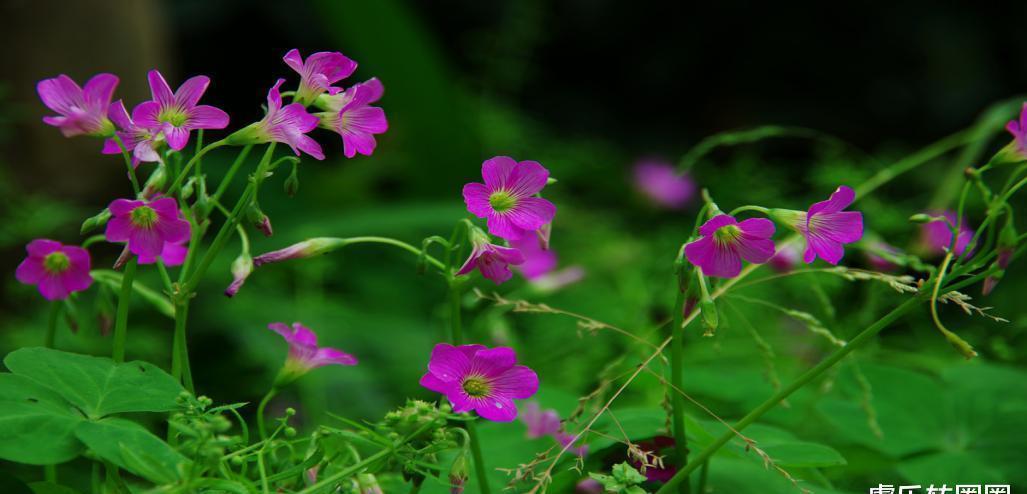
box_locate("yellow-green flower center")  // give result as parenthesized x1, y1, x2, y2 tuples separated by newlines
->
(43, 252, 71, 274)
(130, 206, 159, 229)
(713, 224, 742, 245)
(462, 376, 491, 397)
(158, 108, 188, 127)
(488, 191, 518, 213)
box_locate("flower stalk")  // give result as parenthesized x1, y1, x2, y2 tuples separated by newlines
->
(668, 244, 691, 494)
(111, 258, 136, 362)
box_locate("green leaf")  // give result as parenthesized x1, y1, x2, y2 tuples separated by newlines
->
(75, 418, 190, 484)
(0, 374, 84, 464)
(4, 348, 184, 417)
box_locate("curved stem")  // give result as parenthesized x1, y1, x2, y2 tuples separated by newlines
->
(655, 298, 920, 494)
(167, 139, 229, 196)
(341, 237, 448, 272)
(112, 258, 137, 362)
(257, 388, 278, 441)
(727, 205, 769, 216)
(45, 302, 60, 348)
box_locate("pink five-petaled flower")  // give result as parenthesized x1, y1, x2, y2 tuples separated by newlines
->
(134, 70, 229, 151)
(283, 48, 357, 105)
(16, 239, 93, 301)
(463, 156, 557, 241)
(102, 100, 162, 166)
(317, 78, 388, 158)
(920, 210, 975, 257)
(457, 228, 525, 284)
(269, 322, 358, 383)
(105, 197, 191, 259)
(227, 79, 323, 159)
(772, 185, 864, 265)
(633, 159, 696, 210)
(684, 214, 776, 278)
(37, 73, 118, 137)
(521, 402, 561, 438)
(420, 343, 539, 422)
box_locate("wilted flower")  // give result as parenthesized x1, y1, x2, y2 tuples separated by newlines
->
(224, 252, 254, 298)
(771, 185, 863, 265)
(920, 210, 975, 257)
(317, 78, 388, 158)
(102, 100, 161, 166)
(463, 156, 557, 241)
(283, 48, 357, 106)
(419, 343, 539, 422)
(133, 70, 229, 151)
(16, 239, 93, 301)
(226, 79, 323, 159)
(521, 402, 561, 438)
(684, 214, 776, 278)
(270, 322, 358, 384)
(633, 159, 696, 209)
(105, 197, 191, 259)
(37, 73, 118, 137)
(137, 239, 188, 267)
(456, 228, 525, 284)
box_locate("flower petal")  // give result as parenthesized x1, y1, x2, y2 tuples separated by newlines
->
(492, 365, 539, 399)
(174, 75, 211, 109)
(698, 214, 738, 236)
(482, 156, 518, 190)
(470, 347, 517, 377)
(83, 73, 119, 108)
(808, 185, 855, 217)
(474, 395, 518, 422)
(506, 197, 556, 232)
(507, 160, 549, 197)
(427, 343, 473, 383)
(187, 105, 230, 130)
(463, 183, 493, 218)
(147, 70, 175, 106)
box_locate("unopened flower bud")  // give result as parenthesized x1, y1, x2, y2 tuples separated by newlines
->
(143, 166, 168, 199)
(224, 252, 254, 298)
(700, 298, 719, 335)
(246, 204, 273, 237)
(253, 238, 348, 267)
(908, 213, 940, 224)
(81, 209, 112, 234)
(448, 449, 470, 494)
(284, 164, 300, 197)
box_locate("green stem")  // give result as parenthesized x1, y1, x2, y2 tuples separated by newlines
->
(669, 274, 690, 493)
(655, 297, 921, 494)
(855, 129, 973, 198)
(44, 464, 56, 483)
(167, 139, 229, 196)
(45, 302, 60, 348)
(466, 420, 492, 494)
(112, 258, 137, 363)
(727, 205, 769, 216)
(111, 134, 141, 196)
(341, 237, 448, 272)
(697, 460, 709, 494)
(257, 388, 278, 441)
(171, 301, 195, 392)
(212, 144, 254, 204)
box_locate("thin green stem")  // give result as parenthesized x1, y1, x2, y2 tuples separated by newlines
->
(257, 388, 278, 441)
(44, 464, 56, 483)
(112, 258, 137, 363)
(697, 460, 709, 494)
(171, 301, 195, 392)
(727, 205, 769, 216)
(340, 237, 448, 272)
(466, 420, 491, 494)
(167, 139, 229, 196)
(447, 277, 489, 494)
(111, 134, 141, 196)
(45, 302, 60, 348)
(669, 250, 690, 494)
(855, 129, 973, 198)
(655, 298, 920, 494)
(212, 144, 254, 204)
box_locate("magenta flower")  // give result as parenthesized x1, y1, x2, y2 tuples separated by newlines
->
(270, 322, 357, 382)
(419, 343, 539, 422)
(133, 70, 229, 151)
(633, 159, 696, 209)
(227, 79, 324, 160)
(768, 243, 800, 273)
(105, 197, 191, 259)
(318, 78, 388, 158)
(283, 49, 357, 105)
(102, 100, 161, 166)
(772, 186, 863, 264)
(865, 241, 901, 272)
(575, 479, 603, 494)
(252, 238, 347, 267)
(1006, 102, 1027, 156)
(16, 239, 93, 301)
(920, 211, 975, 257)
(521, 402, 561, 438)
(37, 73, 118, 137)
(684, 214, 776, 278)
(137, 239, 188, 267)
(463, 156, 557, 241)
(510, 235, 557, 280)
(457, 229, 525, 284)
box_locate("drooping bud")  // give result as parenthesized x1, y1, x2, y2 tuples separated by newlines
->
(284, 162, 300, 197)
(700, 298, 719, 336)
(448, 449, 469, 494)
(246, 204, 273, 237)
(81, 209, 112, 234)
(356, 473, 383, 494)
(224, 252, 254, 298)
(253, 238, 349, 267)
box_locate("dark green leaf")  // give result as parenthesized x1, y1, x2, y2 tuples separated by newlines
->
(0, 374, 84, 464)
(74, 418, 189, 484)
